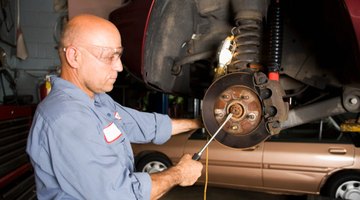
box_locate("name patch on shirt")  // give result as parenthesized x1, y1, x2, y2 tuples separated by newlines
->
(103, 122, 122, 143)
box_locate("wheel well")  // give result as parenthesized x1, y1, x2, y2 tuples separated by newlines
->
(134, 151, 173, 167)
(320, 169, 360, 195)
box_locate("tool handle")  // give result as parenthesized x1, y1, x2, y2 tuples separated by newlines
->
(192, 153, 201, 161)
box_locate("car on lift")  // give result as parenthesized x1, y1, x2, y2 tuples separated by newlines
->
(108, 0, 360, 199)
(131, 114, 360, 199)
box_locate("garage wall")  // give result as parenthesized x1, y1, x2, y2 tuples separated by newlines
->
(0, 0, 125, 104)
(0, 0, 62, 104)
(68, 0, 125, 19)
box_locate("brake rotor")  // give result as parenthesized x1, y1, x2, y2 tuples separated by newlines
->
(202, 72, 270, 148)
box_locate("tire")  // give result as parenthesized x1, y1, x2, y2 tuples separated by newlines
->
(324, 173, 360, 200)
(136, 152, 172, 174)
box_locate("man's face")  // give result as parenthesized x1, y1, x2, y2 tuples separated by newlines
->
(78, 44, 123, 95)
(61, 17, 124, 98)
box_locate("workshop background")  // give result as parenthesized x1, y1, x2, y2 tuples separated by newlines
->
(0, 0, 127, 104)
(0, 0, 357, 200)
(0, 1, 130, 199)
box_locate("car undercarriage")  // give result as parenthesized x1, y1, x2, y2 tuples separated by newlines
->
(110, 0, 360, 148)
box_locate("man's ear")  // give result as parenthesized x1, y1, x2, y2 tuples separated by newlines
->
(64, 46, 81, 68)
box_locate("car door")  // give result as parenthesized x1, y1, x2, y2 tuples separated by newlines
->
(183, 129, 263, 189)
(262, 117, 355, 194)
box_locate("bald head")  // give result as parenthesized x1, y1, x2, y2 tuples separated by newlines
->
(58, 14, 124, 98)
(60, 14, 121, 48)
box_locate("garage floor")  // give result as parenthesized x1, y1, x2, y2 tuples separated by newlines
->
(160, 185, 333, 200)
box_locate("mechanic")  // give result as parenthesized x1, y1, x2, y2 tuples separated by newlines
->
(26, 14, 203, 200)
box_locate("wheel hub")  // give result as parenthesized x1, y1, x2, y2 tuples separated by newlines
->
(213, 85, 262, 136)
(202, 72, 270, 148)
(143, 161, 167, 173)
(336, 180, 360, 200)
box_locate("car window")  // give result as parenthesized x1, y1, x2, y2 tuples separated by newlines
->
(268, 116, 352, 144)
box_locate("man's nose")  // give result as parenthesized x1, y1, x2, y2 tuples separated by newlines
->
(113, 59, 123, 72)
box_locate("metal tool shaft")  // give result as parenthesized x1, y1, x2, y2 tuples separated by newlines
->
(192, 113, 233, 160)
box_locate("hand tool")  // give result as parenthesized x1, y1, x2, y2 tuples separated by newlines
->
(192, 113, 233, 160)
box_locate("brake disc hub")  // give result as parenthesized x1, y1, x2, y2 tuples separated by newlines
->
(202, 72, 271, 148)
(214, 85, 262, 136)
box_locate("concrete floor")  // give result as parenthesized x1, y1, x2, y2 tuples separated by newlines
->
(160, 185, 333, 200)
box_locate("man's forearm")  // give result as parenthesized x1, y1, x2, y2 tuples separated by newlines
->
(171, 118, 203, 135)
(150, 166, 182, 200)
(149, 154, 203, 200)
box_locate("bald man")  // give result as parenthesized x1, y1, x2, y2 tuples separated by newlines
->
(26, 14, 203, 200)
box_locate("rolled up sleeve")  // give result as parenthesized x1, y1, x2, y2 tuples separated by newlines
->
(132, 172, 152, 200)
(117, 105, 172, 145)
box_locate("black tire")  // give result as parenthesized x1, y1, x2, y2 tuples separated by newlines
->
(136, 152, 172, 174)
(323, 173, 360, 200)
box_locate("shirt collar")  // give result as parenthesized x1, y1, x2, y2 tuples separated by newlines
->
(51, 76, 97, 107)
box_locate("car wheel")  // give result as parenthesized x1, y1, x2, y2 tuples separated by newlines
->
(325, 173, 360, 200)
(136, 153, 172, 174)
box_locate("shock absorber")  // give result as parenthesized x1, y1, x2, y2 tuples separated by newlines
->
(267, 0, 283, 81)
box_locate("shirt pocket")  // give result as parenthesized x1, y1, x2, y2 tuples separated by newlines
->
(105, 127, 134, 170)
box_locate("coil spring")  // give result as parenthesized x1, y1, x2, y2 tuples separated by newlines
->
(267, 0, 282, 72)
(228, 19, 262, 73)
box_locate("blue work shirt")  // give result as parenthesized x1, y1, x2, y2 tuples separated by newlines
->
(26, 77, 172, 200)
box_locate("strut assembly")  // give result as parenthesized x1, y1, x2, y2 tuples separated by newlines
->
(202, 0, 288, 148)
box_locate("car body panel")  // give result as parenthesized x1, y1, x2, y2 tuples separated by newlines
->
(184, 135, 263, 187)
(345, 0, 360, 53)
(131, 131, 190, 165)
(262, 142, 355, 193)
(109, 0, 154, 80)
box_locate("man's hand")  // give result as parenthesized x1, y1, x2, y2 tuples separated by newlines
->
(150, 154, 203, 199)
(174, 154, 203, 186)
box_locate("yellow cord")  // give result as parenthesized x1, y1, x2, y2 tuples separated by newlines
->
(203, 146, 209, 200)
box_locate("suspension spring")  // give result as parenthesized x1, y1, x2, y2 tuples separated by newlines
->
(228, 19, 262, 73)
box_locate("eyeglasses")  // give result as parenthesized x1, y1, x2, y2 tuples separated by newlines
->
(63, 44, 123, 65)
